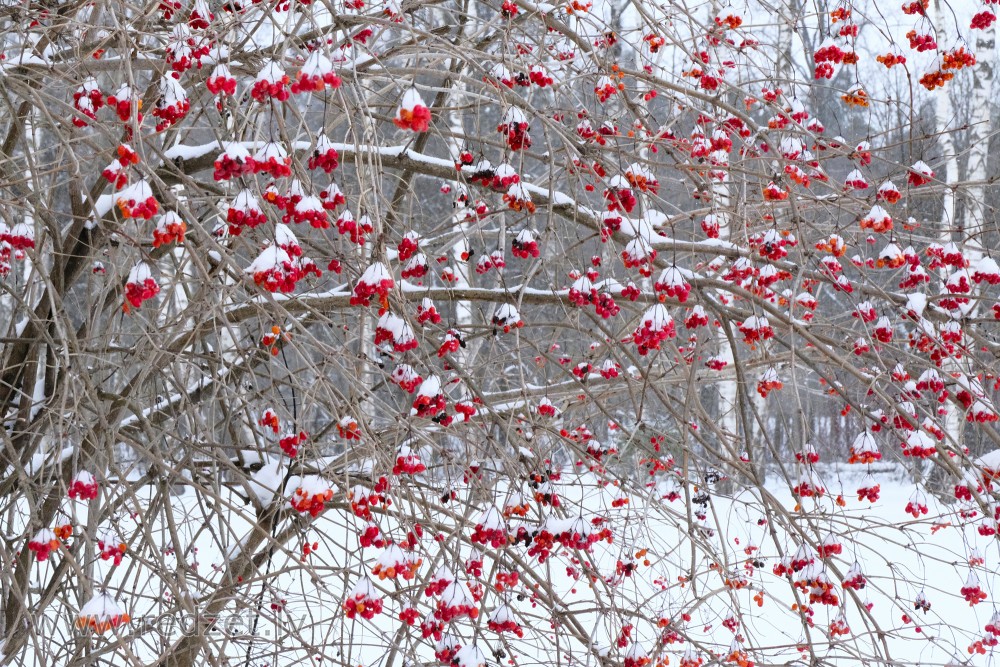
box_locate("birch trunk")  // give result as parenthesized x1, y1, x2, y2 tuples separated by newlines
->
(950, 20, 995, 460)
(934, 0, 964, 452)
(962, 23, 994, 266)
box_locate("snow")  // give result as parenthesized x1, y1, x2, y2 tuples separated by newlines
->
(399, 87, 425, 111)
(974, 449, 1000, 472)
(4, 444, 75, 478)
(159, 74, 186, 105)
(274, 223, 298, 249)
(300, 50, 334, 77)
(126, 261, 152, 285)
(375, 543, 408, 569)
(79, 592, 126, 620)
(253, 141, 288, 163)
(119, 374, 221, 430)
(255, 60, 287, 83)
(358, 261, 392, 287)
(246, 246, 291, 274)
(249, 457, 285, 504)
(16, 461, 1000, 667)
(493, 303, 520, 327)
(0, 51, 49, 69)
(116, 179, 153, 204)
(453, 644, 485, 667)
(973, 256, 1000, 279)
(293, 474, 330, 497)
(72, 470, 95, 486)
(415, 375, 441, 399)
(475, 506, 504, 530)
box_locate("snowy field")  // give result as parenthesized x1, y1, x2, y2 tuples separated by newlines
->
(19, 461, 999, 667)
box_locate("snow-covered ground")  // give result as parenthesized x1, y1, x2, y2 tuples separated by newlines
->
(22, 462, 999, 667)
